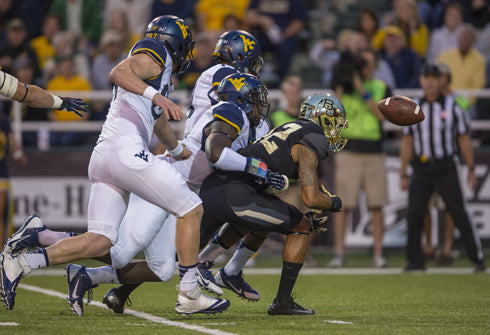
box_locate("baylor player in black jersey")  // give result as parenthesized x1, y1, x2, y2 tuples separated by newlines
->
(197, 93, 349, 315)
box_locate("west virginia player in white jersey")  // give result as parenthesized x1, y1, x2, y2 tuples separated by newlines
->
(0, 15, 230, 316)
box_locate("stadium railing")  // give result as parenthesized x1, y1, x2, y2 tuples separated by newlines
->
(5, 88, 490, 144)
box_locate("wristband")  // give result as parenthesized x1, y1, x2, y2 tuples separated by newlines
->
(168, 141, 183, 156)
(52, 95, 63, 109)
(362, 92, 371, 101)
(143, 86, 159, 101)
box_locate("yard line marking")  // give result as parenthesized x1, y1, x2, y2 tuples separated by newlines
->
(18, 284, 238, 335)
(29, 267, 485, 277)
(324, 320, 353, 325)
(0, 322, 19, 326)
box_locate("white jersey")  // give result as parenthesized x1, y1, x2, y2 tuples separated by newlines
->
(183, 63, 238, 137)
(99, 38, 174, 143)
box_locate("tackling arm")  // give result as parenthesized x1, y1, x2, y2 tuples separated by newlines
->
(297, 144, 338, 210)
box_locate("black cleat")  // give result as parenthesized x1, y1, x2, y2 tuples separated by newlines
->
(102, 287, 131, 314)
(267, 296, 314, 315)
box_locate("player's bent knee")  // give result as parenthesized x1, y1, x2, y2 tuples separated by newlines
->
(147, 259, 175, 282)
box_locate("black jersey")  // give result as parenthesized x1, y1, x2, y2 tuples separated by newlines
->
(238, 120, 330, 180)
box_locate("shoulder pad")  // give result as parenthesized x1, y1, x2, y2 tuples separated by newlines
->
(131, 38, 167, 66)
(213, 102, 245, 133)
(212, 66, 239, 88)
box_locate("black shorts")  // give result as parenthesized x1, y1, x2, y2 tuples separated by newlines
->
(199, 172, 304, 246)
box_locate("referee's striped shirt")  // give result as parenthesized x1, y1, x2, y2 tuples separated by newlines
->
(403, 94, 470, 160)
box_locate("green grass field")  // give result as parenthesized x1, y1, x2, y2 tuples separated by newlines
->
(1, 253, 488, 335)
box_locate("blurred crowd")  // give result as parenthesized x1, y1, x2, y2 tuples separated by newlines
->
(0, 0, 489, 149)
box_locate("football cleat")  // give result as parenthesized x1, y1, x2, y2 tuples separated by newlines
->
(215, 268, 260, 301)
(102, 287, 132, 314)
(267, 296, 315, 315)
(0, 251, 32, 310)
(373, 255, 388, 268)
(3, 214, 46, 254)
(66, 264, 98, 316)
(197, 261, 224, 296)
(175, 285, 230, 315)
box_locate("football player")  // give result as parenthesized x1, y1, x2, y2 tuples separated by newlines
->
(197, 93, 348, 315)
(0, 15, 231, 316)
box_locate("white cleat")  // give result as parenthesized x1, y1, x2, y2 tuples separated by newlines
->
(175, 285, 230, 315)
(3, 214, 46, 254)
(0, 251, 32, 310)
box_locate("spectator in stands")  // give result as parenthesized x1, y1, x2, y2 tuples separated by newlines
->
(380, 25, 421, 88)
(46, 54, 91, 147)
(437, 24, 486, 105)
(465, 0, 490, 29)
(103, 0, 152, 38)
(42, 31, 90, 85)
(30, 15, 61, 71)
(476, 18, 490, 61)
(0, 0, 42, 41)
(177, 32, 214, 92)
(329, 48, 390, 269)
(49, 0, 103, 55)
(195, 0, 250, 33)
(357, 8, 382, 47)
(426, 2, 464, 64)
(374, 0, 429, 59)
(105, 9, 142, 54)
(245, 0, 307, 84)
(222, 14, 244, 31)
(269, 75, 303, 127)
(0, 18, 41, 80)
(309, 30, 368, 87)
(151, 0, 195, 24)
(90, 30, 124, 121)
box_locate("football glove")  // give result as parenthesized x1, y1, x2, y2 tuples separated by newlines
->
(305, 211, 328, 233)
(60, 97, 89, 117)
(320, 185, 342, 212)
(245, 157, 286, 191)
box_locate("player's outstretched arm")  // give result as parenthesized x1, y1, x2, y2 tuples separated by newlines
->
(1, 70, 87, 116)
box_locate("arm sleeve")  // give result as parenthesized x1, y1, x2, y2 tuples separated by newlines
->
(213, 146, 248, 171)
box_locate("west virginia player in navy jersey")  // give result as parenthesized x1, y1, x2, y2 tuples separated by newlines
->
(197, 94, 349, 315)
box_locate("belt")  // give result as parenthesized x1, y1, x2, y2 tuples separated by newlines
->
(417, 155, 453, 164)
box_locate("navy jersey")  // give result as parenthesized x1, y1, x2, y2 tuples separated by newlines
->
(239, 120, 330, 179)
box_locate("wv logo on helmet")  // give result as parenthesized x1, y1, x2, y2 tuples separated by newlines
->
(176, 21, 188, 39)
(228, 77, 246, 91)
(239, 35, 255, 52)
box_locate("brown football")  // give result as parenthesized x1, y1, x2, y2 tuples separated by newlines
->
(377, 95, 425, 126)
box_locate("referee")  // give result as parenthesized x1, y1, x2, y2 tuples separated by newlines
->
(399, 64, 485, 272)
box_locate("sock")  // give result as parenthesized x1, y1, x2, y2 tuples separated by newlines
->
(178, 263, 198, 293)
(114, 283, 141, 298)
(38, 230, 77, 247)
(85, 266, 120, 285)
(223, 241, 256, 276)
(275, 261, 303, 304)
(198, 235, 226, 263)
(23, 248, 49, 269)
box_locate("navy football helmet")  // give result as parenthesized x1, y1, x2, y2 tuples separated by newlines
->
(145, 15, 194, 74)
(217, 73, 269, 127)
(298, 93, 349, 152)
(212, 30, 263, 76)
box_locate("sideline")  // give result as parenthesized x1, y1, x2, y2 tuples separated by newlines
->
(28, 267, 486, 276)
(18, 284, 238, 335)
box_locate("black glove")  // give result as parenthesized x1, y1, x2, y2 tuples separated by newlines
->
(305, 211, 329, 233)
(60, 97, 89, 117)
(320, 185, 342, 212)
(265, 170, 287, 191)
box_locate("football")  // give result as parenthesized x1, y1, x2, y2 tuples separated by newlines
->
(377, 95, 424, 126)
